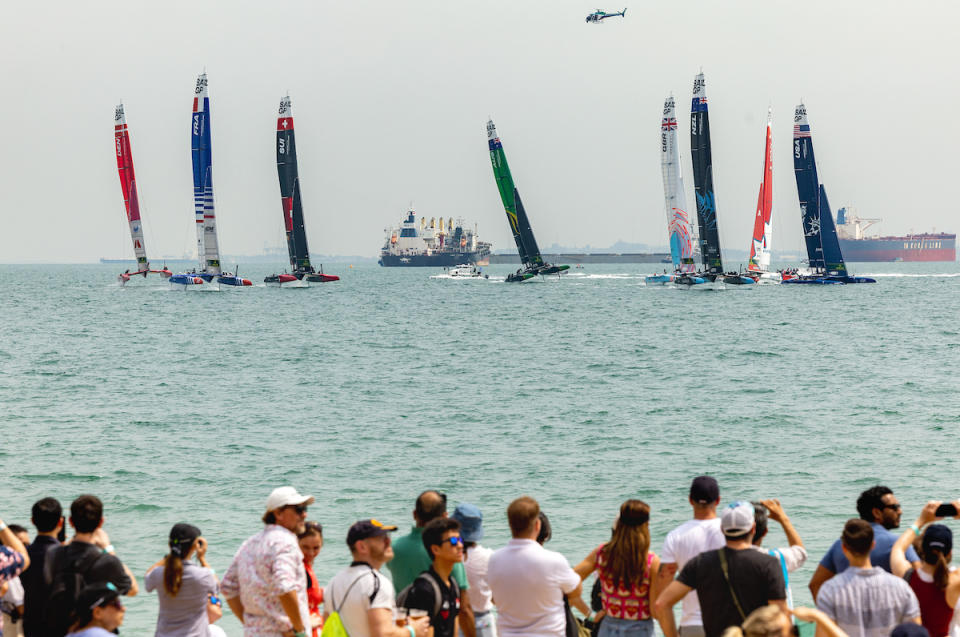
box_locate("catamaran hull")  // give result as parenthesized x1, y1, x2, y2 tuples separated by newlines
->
(265, 274, 300, 285)
(169, 274, 204, 285)
(782, 274, 875, 285)
(645, 274, 674, 285)
(505, 272, 536, 282)
(720, 275, 756, 286)
(302, 273, 339, 283)
(537, 264, 569, 276)
(217, 275, 253, 286)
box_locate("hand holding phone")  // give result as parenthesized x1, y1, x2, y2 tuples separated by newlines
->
(936, 503, 959, 518)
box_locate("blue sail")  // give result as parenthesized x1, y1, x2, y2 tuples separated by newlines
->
(818, 185, 847, 276)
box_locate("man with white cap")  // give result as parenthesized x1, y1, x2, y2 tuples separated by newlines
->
(655, 501, 786, 637)
(222, 486, 314, 637)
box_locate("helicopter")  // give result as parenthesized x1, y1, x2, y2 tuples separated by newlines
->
(585, 8, 626, 23)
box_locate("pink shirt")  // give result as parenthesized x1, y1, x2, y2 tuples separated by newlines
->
(221, 525, 309, 636)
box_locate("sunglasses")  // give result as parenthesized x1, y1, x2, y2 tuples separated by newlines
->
(103, 599, 125, 611)
(881, 503, 902, 511)
(210, 595, 221, 606)
(445, 536, 464, 547)
(285, 504, 308, 514)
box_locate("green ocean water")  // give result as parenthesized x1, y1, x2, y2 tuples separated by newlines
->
(3, 261, 960, 635)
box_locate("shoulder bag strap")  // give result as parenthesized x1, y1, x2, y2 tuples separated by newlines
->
(768, 549, 793, 611)
(717, 549, 747, 622)
(333, 569, 375, 614)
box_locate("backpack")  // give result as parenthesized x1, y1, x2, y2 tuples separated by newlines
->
(321, 565, 380, 637)
(46, 546, 105, 637)
(396, 570, 459, 620)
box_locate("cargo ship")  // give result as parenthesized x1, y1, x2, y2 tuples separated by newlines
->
(836, 208, 956, 262)
(379, 208, 492, 266)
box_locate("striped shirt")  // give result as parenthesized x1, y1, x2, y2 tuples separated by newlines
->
(816, 566, 920, 637)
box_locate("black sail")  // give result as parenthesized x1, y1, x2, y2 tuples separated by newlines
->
(689, 73, 724, 275)
(277, 96, 312, 272)
(792, 104, 826, 271)
(513, 188, 544, 268)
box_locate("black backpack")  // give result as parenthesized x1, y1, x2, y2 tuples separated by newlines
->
(46, 546, 105, 637)
(396, 570, 459, 619)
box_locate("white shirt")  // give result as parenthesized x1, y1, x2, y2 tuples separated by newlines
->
(749, 544, 808, 573)
(464, 544, 494, 612)
(660, 518, 724, 627)
(487, 539, 580, 637)
(324, 564, 396, 637)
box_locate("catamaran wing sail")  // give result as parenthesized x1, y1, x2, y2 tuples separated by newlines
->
(690, 73, 723, 275)
(114, 103, 149, 275)
(486, 120, 530, 264)
(661, 95, 695, 273)
(792, 104, 824, 271)
(512, 188, 544, 267)
(191, 73, 221, 275)
(748, 109, 774, 272)
(818, 185, 848, 276)
(277, 95, 312, 273)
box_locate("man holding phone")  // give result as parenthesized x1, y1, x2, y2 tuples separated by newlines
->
(809, 486, 920, 602)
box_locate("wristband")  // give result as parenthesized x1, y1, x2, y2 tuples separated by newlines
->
(293, 631, 307, 637)
(0, 522, 7, 532)
(102, 544, 116, 554)
(407, 626, 416, 637)
(910, 524, 921, 535)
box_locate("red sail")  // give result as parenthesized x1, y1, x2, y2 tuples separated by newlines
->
(747, 113, 773, 272)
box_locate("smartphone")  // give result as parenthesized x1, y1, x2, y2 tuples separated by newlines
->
(935, 503, 957, 517)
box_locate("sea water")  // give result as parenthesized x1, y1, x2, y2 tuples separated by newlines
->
(3, 262, 960, 635)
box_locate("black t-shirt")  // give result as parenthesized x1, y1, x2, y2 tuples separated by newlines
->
(402, 567, 460, 637)
(22, 535, 60, 637)
(677, 547, 785, 637)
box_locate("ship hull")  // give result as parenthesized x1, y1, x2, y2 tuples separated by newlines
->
(379, 251, 489, 267)
(838, 235, 956, 262)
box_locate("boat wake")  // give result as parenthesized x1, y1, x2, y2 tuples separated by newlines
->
(858, 273, 960, 278)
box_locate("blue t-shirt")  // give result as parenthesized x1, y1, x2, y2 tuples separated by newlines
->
(819, 522, 919, 573)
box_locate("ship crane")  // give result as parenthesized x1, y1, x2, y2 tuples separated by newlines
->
(836, 207, 881, 240)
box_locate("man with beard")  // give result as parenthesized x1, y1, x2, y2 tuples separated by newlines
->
(808, 486, 920, 602)
(222, 487, 313, 637)
(324, 520, 430, 637)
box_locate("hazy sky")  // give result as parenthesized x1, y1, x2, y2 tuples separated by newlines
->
(3, 0, 958, 263)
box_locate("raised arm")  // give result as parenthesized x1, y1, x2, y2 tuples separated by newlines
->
(0, 519, 30, 572)
(574, 546, 601, 580)
(762, 500, 803, 548)
(892, 501, 940, 578)
(793, 606, 849, 637)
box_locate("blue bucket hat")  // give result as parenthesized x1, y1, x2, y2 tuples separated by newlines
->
(451, 503, 484, 543)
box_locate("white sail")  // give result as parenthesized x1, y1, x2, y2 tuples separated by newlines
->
(660, 95, 695, 272)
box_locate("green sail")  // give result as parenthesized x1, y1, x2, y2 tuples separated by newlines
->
(486, 120, 530, 264)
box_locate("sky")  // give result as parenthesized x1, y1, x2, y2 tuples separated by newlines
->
(2, 0, 958, 263)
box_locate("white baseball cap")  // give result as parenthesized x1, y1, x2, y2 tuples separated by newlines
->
(265, 486, 315, 512)
(721, 501, 755, 537)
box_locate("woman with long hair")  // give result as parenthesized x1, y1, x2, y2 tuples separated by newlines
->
(298, 521, 324, 637)
(574, 500, 661, 637)
(145, 523, 219, 637)
(720, 604, 846, 637)
(891, 500, 960, 637)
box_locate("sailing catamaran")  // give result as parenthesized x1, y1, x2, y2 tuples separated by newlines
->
(783, 104, 875, 285)
(681, 72, 753, 287)
(647, 95, 696, 286)
(744, 108, 781, 283)
(265, 95, 338, 286)
(171, 73, 251, 287)
(114, 104, 170, 283)
(486, 119, 569, 282)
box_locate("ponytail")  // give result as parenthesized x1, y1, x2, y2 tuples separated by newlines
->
(163, 553, 184, 596)
(933, 550, 950, 590)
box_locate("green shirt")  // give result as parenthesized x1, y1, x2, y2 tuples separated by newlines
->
(387, 527, 469, 591)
